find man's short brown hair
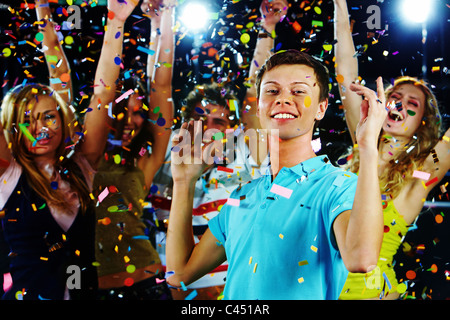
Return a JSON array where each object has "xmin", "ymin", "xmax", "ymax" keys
[
  {"xmin": 182, "ymin": 83, "xmax": 239, "ymax": 126},
  {"xmin": 255, "ymin": 49, "xmax": 330, "ymax": 102}
]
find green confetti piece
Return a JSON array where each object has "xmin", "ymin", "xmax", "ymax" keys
[
  {"xmin": 18, "ymin": 123, "xmax": 36, "ymax": 143},
  {"xmin": 212, "ymin": 132, "xmax": 224, "ymax": 141},
  {"xmin": 312, "ymin": 20, "xmax": 323, "ymax": 27}
]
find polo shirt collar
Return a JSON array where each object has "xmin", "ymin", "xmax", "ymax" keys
[{"xmin": 281, "ymin": 155, "xmax": 329, "ymax": 177}]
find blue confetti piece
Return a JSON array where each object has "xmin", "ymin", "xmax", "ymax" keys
[
  {"xmin": 185, "ymin": 290, "xmax": 198, "ymax": 300},
  {"xmin": 137, "ymin": 46, "xmax": 155, "ymax": 56},
  {"xmin": 114, "ymin": 56, "xmax": 121, "ymax": 65},
  {"xmin": 194, "ymin": 107, "xmax": 204, "ymax": 114},
  {"xmin": 132, "ymin": 235, "xmax": 150, "ymax": 240},
  {"xmin": 382, "ymin": 272, "xmax": 392, "ymax": 290}
]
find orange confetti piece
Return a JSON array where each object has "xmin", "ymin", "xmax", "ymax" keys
[
  {"xmin": 292, "ymin": 21, "xmax": 302, "ymax": 33},
  {"xmin": 336, "ymin": 74, "xmax": 344, "ymax": 83},
  {"xmin": 60, "ymin": 73, "xmax": 70, "ymax": 82},
  {"xmin": 406, "ymin": 270, "xmax": 416, "ymax": 280}
]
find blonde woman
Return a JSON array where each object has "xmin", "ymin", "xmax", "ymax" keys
[
  {"xmin": 0, "ymin": 0, "xmax": 138, "ymax": 300},
  {"xmin": 334, "ymin": 0, "xmax": 450, "ymax": 299}
]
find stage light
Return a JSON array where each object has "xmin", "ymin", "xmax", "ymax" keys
[
  {"xmin": 180, "ymin": 3, "xmax": 210, "ymax": 30},
  {"xmin": 401, "ymin": 0, "xmax": 432, "ymax": 23}
]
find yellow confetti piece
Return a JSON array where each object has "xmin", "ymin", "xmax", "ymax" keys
[
  {"xmin": 298, "ymin": 277, "xmax": 304, "ymax": 283},
  {"xmin": 26, "ymin": 41, "xmax": 36, "ymax": 48},
  {"xmin": 64, "ymin": 35, "xmax": 74, "ymax": 45},
  {"xmin": 249, "ymin": 256, "xmax": 253, "ymax": 265},
  {"xmin": 240, "ymin": 33, "xmax": 250, "ymax": 44},
  {"xmin": 397, "ymin": 282, "xmax": 407, "ymax": 294},
  {"xmin": 75, "ymin": 250, "xmax": 80, "ymax": 256},
  {"xmin": 31, "ymin": 203, "xmax": 37, "ymax": 211},
  {"xmin": 304, "ymin": 96, "xmax": 312, "ymax": 108},
  {"xmin": 310, "ymin": 245, "xmax": 318, "ymax": 252},
  {"xmin": 253, "ymin": 263, "xmax": 258, "ymax": 273},
  {"xmin": 279, "ymin": 233, "xmax": 284, "ymax": 239},
  {"xmin": 2, "ymin": 48, "xmax": 11, "ymax": 57},
  {"xmin": 431, "ymin": 66, "xmax": 440, "ymax": 73},
  {"xmin": 323, "ymin": 44, "xmax": 333, "ymax": 51},
  {"xmin": 126, "ymin": 264, "xmax": 136, "ymax": 273},
  {"xmin": 298, "ymin": 260, "xmax": 308, "ymax": 267}
]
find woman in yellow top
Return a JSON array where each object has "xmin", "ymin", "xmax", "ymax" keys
[{"xmin": 334, "ymin": 0, "xmax": 450, "ymax": 299}]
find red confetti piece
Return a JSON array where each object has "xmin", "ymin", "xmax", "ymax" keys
[
  {"xmin": 425, "ymin": 176, "xmax": 438, "ymax": 186},
  {"xmin": 217, "ymin": 166, "xmax": 233, "ymax": 173}
]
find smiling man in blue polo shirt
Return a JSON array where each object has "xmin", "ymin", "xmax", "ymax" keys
[{"xmin": 166, "ymin": 50, "xmax": 387, "ymax": 300}]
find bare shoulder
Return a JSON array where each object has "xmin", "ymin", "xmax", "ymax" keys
[{"xmin": 393, "ymin": 180, "xmax": 429, "ymax": 225}]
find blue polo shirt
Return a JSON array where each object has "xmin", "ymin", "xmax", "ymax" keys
[{"xmin": 208, "ymin": 155, "xmax": 357, "ymax": 300}]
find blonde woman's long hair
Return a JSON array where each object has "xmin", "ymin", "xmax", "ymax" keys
[
  {"xmin": 1, "ymin": 83, "xmax": 90, "ymax": 213},
  {"xmin": 346, "ymin": 76, "xmax": 443, "ymax": 199}
]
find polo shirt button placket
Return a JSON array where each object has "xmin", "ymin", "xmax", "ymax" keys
[{"xmin": 261, "ymin": 177, "xmax": 270, "ymax": 209}]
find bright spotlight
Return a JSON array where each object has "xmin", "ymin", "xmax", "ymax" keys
[
  {"xmin": 180, "ymin": 3, "xmax": 210, "ymax": 30},
  {"xmin": 401, "ymin": 0, "xmax": 432, "ymax": 23}
]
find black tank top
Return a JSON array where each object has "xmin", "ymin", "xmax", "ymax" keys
[{"xmin": 1, "ymin": 164, "xmax": 97, "ymax": 300}]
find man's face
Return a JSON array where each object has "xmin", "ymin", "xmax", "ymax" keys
[
  {"xmin": 256, "ymin": 64, "xmax": 327, "ymax": 140},
  {"xmin": 189, "ymin": 102, "xmax": 231, "ymax": 133}
]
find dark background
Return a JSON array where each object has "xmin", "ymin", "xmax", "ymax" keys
[{"xmin": 0, "ymin": 0, "xmax": 449, "ymax": 299}]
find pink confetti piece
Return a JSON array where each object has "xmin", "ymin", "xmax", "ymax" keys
[
  {"xmin": 98, "ymin": 187, "xmax": 109, "ymax": 203},
  {"xmin": 270, "ymin": 184, "xmax": 293, "ymax": 199},
  {"xmin": 226, "ymin": 198, "xmax": 240, "ymax": 207},
  {"xmin": 115, "ymin": 89, "xmax": 134, "ymax": 103},
  {"xmin": 412, "ymin": 170, "xmax": 431, "ymax": 181},
  {"xmin": 138, "ymin": 147, "xmax": 146, "ymax": 156}
]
